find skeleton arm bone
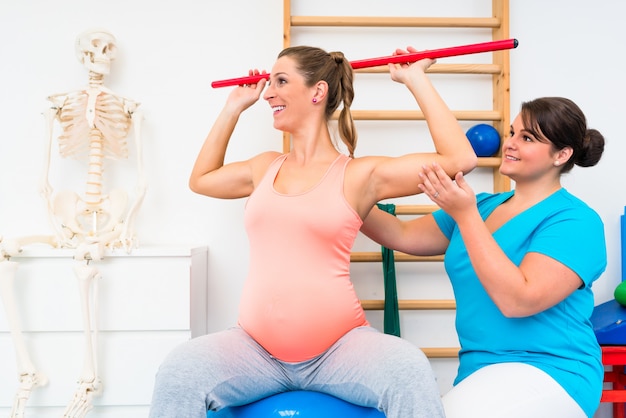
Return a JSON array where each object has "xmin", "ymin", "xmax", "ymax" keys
[
  {"xmin": 40, "ymin": 106, "xmax": 59, "ymax": 218},
  {"xmin": 119, "ymin": 108, "xmax": 146, "ymax": 252},
  {"xmin": 40, "ymin": 104, "xmax": 77, "ymax": 246}
]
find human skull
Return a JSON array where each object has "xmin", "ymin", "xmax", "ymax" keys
[{"xmin": 75, "ymin": 28, "xmax": 117, "ymax": 75}]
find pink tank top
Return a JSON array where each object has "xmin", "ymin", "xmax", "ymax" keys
[{"xmin": 239, "ymin": 153, "xmax": 369, "ymax": 362}]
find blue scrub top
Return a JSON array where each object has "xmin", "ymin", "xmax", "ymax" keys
[{"xmin": 433, "ymin": 188, "xmax": 607, "ymax": 417}]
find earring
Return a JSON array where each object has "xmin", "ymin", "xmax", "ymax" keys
[
  {"xmin": 554, "ymin": 161, "xmax": 560, "ymax": 166},
  {"xmin": 312, "ymin": 98, "xmax": 317, "ymax": 103}
]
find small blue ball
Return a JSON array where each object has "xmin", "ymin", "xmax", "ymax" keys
[
  {"xmin": 465, "ymin": 124, "xmax": 501, "ymax": 157},
  {"xmin": 207, "ymin": 390, "xmax": 385, "ymax": 418}
]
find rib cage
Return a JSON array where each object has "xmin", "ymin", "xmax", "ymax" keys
[{"xmin": 55, "ymin": 90, "xmax": 131, "ymax": 160}]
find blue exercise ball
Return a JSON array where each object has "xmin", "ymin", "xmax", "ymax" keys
[
  {"xmin": 465, "ymin": 123, "xmax": 501, "ymax": 157},
  {"xmin": 207, "ymin": 390, "xmax": 385, "ymax": 418}
]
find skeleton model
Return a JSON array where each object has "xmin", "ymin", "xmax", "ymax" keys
[{"xmin": 0, "ymin": 28, "xmax": 146, "ymax": 417}]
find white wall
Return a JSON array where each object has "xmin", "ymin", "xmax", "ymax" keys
[
  {"xmin": 510, "ymin": 1, "xmax": 626, "ymax": 305},
  {"xmin": 0, "ymin": 0, "xmax": 284, "ymax": 333},
  {"xmin": 0, "ymin": 1, "xmax": 623, "ymax": 416}
]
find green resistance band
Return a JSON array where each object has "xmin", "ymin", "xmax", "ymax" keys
[{"xmin": 376, "ymin": 203, "xmax": 400, "ymax": 337}]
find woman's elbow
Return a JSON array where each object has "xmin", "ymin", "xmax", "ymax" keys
[
  {"xmin": 442, "ymin": 153, "xmax": 477, "ymax": 178},
  {"xmin": 188, "ymin": 177, "xmax": 202, "ymax": 195},
  {"xmin": 461, "ymin": 153, "xmax": 478, "ymax": 175},
  {"xmin": 496, "ymin": 299, "xmax": 543, "ymax": 318}
]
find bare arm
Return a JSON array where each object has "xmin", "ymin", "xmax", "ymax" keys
[
  {"xmin": 361, "ymin": 206, "xmax": 449, "ymax": 256},
  {"xmin": 366, "ymin": 48, "xmax": 477, "ymax": 203},
  {"xmin": 189, "ymin": 73, "xmax": 270, "ymax": 199},
  {"xmin": 419, "ymin": 164, "xmax": 583, "ymax": 318}
]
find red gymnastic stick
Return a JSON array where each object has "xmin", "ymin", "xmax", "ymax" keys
[{"xmin": 211, "ymin": 38, "xmax": 518, "ymax": 88}]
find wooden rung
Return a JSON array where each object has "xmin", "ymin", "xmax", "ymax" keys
[
  {"xmin": 361, "ymin": 299, "xmax": 456, "ymax": 310},
  {"xmin": 357, "ymin": 63, "xmax": 502, "ymax": 75},
  {"xmin": 422, "ymin": 347, "xmax": 459, "ymax": 358},
  {"xmin": 477, "ymin": 157, "xmax": 502, "ymax": 167},
  {"xmin": 343, "ymin": 110, "xmax": 502, "ymax": 121},
  {"xmin": 351, "ymin": 252, "xmax": 443, "ymax": 262},
  {"xmin": 291, "ymin": 16, "xmax": 501, "ymax": 29},
  {"xmin": 394, "ymin": 205, "xmax": 438, "ymax": 215}
]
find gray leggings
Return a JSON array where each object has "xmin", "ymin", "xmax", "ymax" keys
[{"xmin": 149, "ymin": 326, "xmax": 444, "ymax": 418}]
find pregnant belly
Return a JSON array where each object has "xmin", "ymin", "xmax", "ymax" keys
[{"xmin": 238, "ymin": 279, "xmax": 368, "ymax": 362}]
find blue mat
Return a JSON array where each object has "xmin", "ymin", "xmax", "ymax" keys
[{"xmin": 591, "ymin": 299, "xmax": 626, "ymax": 345}]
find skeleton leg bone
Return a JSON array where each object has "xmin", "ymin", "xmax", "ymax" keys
[
  {"xmin": 0, "ymin": 261, "xmax": 48, "ymax": 418},
  {"xmin": 62, "ymin": 261, "xmax": 102, "ymax": 418}
]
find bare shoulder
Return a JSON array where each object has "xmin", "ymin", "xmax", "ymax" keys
[
  {"xmin": 252, "ymin": 151, "xmax": 282, "ymax": 167},
  {"xmin": 344, "ymin": 155, "xmax": 392, "ymax": 217},
  {"xmin": 250, "ymin": 151, "xmax": 283, "ymax": 182}
]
